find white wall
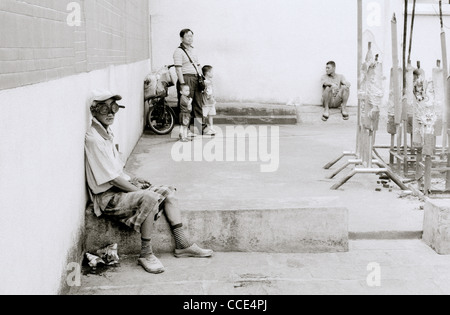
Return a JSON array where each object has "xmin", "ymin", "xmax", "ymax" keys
[
  {"xmin": 406, "ymin": 3, "xmax": 450, "ymax": 80},
  {"xmin": 0, "ymin": 59, "xmax": 150, "ymax": 295},
  {"xmin": 360, "ymin": 0, "xmax": 450, "ymax": 111},
  {"xmin": 149, "ymin": 0, "xmax": 358, "ymax": 106}
]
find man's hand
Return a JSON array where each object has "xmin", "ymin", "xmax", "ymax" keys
[
  {"xmin": 130, "ymin": 177, "xmax": 152, "ymax": 190},
  {"xmin": 110, "ymin": 176, "xmax": 141, "ymax": 193}
]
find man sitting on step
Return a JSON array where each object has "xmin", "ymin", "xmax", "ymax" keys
[
  {"xmin": 321, "ymin": 61, "xmax": 351, "ymax": 121},
  {"xmin": 84, "ymin": 90, "xmax": 213, "ymax": 274}
]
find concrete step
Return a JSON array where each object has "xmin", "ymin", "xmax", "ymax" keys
[
  {"xmin": 85, "ymin": 202, "xmax": 424, "ymax": 258},
  {"xmin": 165, "ymin": 101, "xmax": 364, "ymax": 125},
  {"xmin": 215, "ymin": 103, "xmax": 297, "ymax": 117},
  {"xmin": 349, "ymin": 231, "xmax": 423, "ymax": 240},
  {"xmin": 85, "ymin": 205, "xmax": 349, "ymax": 256},
  {"xmin": 213, "ymin": 115, "xmax": 298, "ymax": 125},
  {"xmin": 167, "ymin": 100, "xmax": 298, "ymax": 125},
  {"xmin": 296, "ymin": 105, "xmax": 358, "ymax": 124}
]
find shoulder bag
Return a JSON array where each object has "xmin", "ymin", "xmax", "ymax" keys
[{"xmin": 179, "ymin": 46, "xmax": 206, "ymax": 92}]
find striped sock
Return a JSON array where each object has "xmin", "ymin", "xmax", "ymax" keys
[
  {"xmin": 140, "ymin": 238, "xmax": 154, "ymax": 258},
  {"xmin": 171, "ymin": 224, "xmax": 193, "ymax": 250}
]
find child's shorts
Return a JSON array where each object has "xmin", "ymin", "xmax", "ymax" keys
[
  {"xmin": 179, "ymin": 111, "xmax": 191, "ymax": 126},
  {"xmin": 203, "ymin": 105, "xmax": 216, "ymax": 118}
]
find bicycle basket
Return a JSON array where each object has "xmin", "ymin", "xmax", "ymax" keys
[{"xmin": 144, "ymin": 66, "xmax": 175, "ymax": 100}]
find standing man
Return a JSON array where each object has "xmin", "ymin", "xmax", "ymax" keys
[
  {"xmin": 321, "ymin": 61, "xmax": 351, "ymax": 121},
  {"xmin": 174, "ymin": 29, "xmax": 206, "ymax": 135},
  {"xmin": 85, "ymin": 90, "xmax": 213, "ymax": 274}
]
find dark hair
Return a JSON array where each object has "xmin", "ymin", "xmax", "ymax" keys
[
  {"xmin": 327, "ymin": 61, "xmax": 336, "ymax": 68},
  {"xmin": 180, "ymin": 29, "xmax": 194, "ymax": 38},
  {"xmin": 202, "ymin": 65, "xmax": 213, "ymax": 76}
]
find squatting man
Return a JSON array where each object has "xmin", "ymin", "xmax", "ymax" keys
[
  {"xmin": 84, "ymin": 90, "xmax": 213, "ymax": 274},
  {"xmin": 321, "ymin": 61, "xmax": 351, "ymax": 121}
]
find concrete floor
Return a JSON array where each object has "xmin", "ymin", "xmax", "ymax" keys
[
  {"xmin": 70, "ymin": 119, "xmax": 443, "ymax": 296},
  {"xmin": 71, "ymin": 240, "xmax": 450, "ymax": 295},
  {"xmin": 126, "ymin": 121, "xmax": 424, "ymax": 237}
]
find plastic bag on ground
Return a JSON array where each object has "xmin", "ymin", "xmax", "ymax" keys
[{"xmin": 96, "ymin": 243, "xmax": 120, "ymax": 266}]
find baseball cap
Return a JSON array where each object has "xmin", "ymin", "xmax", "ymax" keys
[{"xmin": 89, "ymin": 89, "xmax": 125, "ymax": 108}]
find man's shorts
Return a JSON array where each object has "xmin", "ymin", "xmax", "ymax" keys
[
  {"xmin": 179, "ymin": 111, "xmax": 191, "ymax": 127},
  {"xmin": 203, "ymin": 105, "xmax": 216, "ymax": 118},
  {"xmin": 323, "ymin": 87, "xmax": 345, "ymax": 109},
  {"xmin": 330, "ymin": 94, "xmax": 344, "ymax": 109},
  {"xmin": 101, "ymin": 185, "xmax": 176, "ymax": 233}
]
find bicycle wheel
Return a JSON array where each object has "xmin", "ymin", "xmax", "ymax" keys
[{"xmin": 147, "ymin": 105, "xmax": 176, "ymax": 135}]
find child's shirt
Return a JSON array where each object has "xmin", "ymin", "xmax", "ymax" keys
[
  {"xmin": 203, "ymin": 79, "xmax": 216, "ymax": 106},
  {"xmin": 180, "ymin": 95, "xmax": 193, "ymax": 112}
]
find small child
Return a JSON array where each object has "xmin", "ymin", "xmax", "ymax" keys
[
  {"xmin": 202, "ymin": 65, "xmax": 217, "ymax": 136},
  {"xmin": 179, "ymin": 84, "xmax": 193, "ymax": 142}
]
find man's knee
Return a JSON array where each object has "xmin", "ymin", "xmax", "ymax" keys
[
  {"xmin": 341, "ymin": 86, "xmax": 350, "ymax": 96},
  {"xmin": 322, "ymin": 87, "xmax": 332, "ymax": 102},
  {"xmin": 323, "ymin": 87, "xmax": 333, "ymax": 95}
]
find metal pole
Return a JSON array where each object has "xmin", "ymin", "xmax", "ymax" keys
[
  {"xmin": 402, "ymin": 0, "xmax": 408, "ymax": 103},
  {"xmin": 357, "ymin": 0, "xmax": 363, "ymax": 158},
  {"xmin": 392, "ymin": 14, "xmax": 401, "ymax": 125},
  {"xmin": 392, "ymin": 14, "xmax": 402, "ymax": 170},
  {"xmin": 408, "ymin": 0, "xmax": 416, "ymax": 65},
  {"xmin": 441, "ymin": 1, "xmax": 450, "ymax": 191},
  {"xmin": 440, "ymin": 0, "xmax": 448, "ymax": 152},
  {"xmin": 403, "ymin": 0, "xmax": 409, "ymax": 176}
]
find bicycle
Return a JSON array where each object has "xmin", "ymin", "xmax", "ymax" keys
[{"xmin": 144, "ymin": 65, "xmax": 177, "ymax": 135}]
